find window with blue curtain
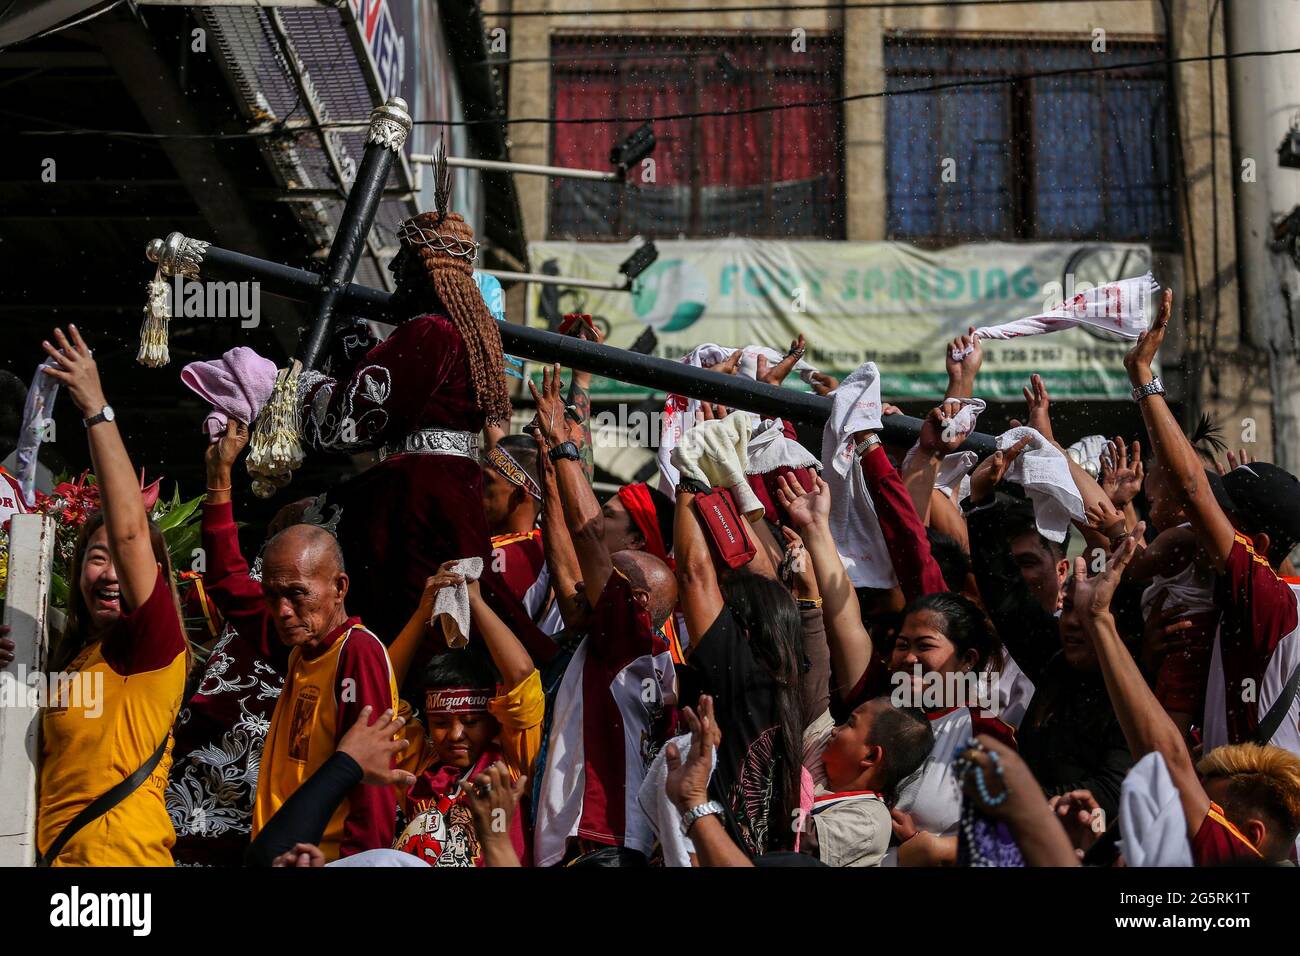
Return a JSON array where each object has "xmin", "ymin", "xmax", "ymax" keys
[{"xmin": 885, "ymin": 36, "xmax": 1174, "ymax": 243}]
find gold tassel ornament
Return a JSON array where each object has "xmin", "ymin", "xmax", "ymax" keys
[
  {"xmin": 137, "ymin": 265, "xmax": 171, "ymax": 368},
  {"xmin": 247, "ymin": 360, "xmax": 305, "ymax": 498}
]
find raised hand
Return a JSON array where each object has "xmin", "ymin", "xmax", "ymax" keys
[
  {"xmin": 775, "ymin": 471, "xmax": 831, "ymax": 530},
  {"xmin": 808, "ymin": 371, "xmax": 839, "ymax": 396},
  {"xmin": 206, "ymin": 418, "xmax": 250, "ymax": 477},
  {"xmin": 1100, "ymin": 438, "xmax": 1144, "ymax": 506},
  {"xmin": 665, "ymin": 694, "xmax": 721, "ymax": 811},
  {"xmin": 336, "ymin": 705, "xmax": 416, "ymax": 788},
  {"xmin": 1072, "ymin": 522, "xmax": 1145, "ymax": 620},
  {"xmin": 1084, "ymin": 498, "xmax": 1127, "ymax": 542},
  {"xmin": 708, "ymin": 349, "xmax": 743, "ymax": 376},
  {"xmin": 945, "ymin": 326, "xmax": 982, "ymax": 396},
  {"xmin": 1022, "ymin": 373, "xmax": 1054, "ymax": 443},
  {"xmin": 918, "ymin": 399, "xmax": 970, "ymax": 456},
  {"xmin": 1125, "ymin": 288, "xmax": 1171, "ymax": 384},
  {"xmin": 41, "ymin": 325, "xmax": 106, "ymax": 417},
  {"xmin": 968, "ymin": 434, "xmax": 1033, "ymax": 504},
  {"xmin": 528, "ymin": 363, "xmax": 578, "ymax": 448}
]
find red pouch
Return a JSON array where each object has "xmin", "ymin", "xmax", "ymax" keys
[{"xmin": 694, "ymin": 487, "xmax": 756, "ymax": 569}]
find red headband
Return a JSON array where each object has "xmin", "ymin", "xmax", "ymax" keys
[
  {"xmin": 425, "ymin": 686, "xmax": 492, "ymax": 716},
  {"xmin": 617, "ymin": 482, "xmax": 672, "ymax": 566}
]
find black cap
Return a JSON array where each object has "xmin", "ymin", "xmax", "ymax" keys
[{"xmin": 1216, "ymin": 462, "xmax": 1300, "ymax": 564}]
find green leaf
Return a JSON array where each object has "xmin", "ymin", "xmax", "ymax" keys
[{"xmin": 156, "ymin": 493, "xmax": 203, "ymax": 532}]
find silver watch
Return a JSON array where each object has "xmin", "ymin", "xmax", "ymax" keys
[
  {"xmin": 680, "ymin": 799, "xmax": 726, "ymax": 835},
  {"xmin": 1130, "ymin": 376, "xmax": 1165, "ymax": 402},
  {"xmin": 83, "ymin": 404, "xmax": 115, "ymax": 428}
]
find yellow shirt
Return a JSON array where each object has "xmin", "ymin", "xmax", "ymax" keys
[
  {"xmin": 38, "ymin": 573, "xmax": 186, "ymax": 867},
  {"xmin": 252, "ymin": 621, "xmax": 397, "ymax": 861}
]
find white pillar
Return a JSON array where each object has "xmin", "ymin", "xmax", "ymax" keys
[
  {"xmin": 1226, "ymin": 0, "xmax": 1300, "ymax": 471},
  {"xmin": 0, "ymin": 514, "xmax": 55, "ymax": 866}
]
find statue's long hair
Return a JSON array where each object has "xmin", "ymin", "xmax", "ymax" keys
[{"xmin": 399, "ymin": 209, "xmax": 511, "ymax": 426}]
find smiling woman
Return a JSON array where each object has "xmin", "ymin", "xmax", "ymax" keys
[{"xmin": 19, "ymin": 325, "xmax": 189, "ymax": 867}]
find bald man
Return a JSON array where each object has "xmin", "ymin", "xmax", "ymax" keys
[
  {"xmin": 250, "ymin": 524, "xmax": 399, "ymax": 861},
  {"xmin": 530, "ymin": 397, "xmax": 679, "ymax": 866}
]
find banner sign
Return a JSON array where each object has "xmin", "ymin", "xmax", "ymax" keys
[{"xmin": 525, "ymin": 239, "xmax": 1154, "ymax": 401}]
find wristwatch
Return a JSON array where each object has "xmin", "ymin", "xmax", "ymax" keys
[
  {"xmin": 854, "ymin": 433, "xmax": 882, "ymax": 457},
  {"xmin": 680, "ymin": 799, "xmax": 726, "ymax": 835},
  {"xmin": 548, "ymin": 440, "xmax": 582, "ymax": 463},
  {"xmin": 83, "ymin": 405, "xmax": 115, "ymax": 428},
  {"xmin": 1131, "ymin": 376, "xmax": 1165, "ymax": 402},
  {"xmin": 677, "ymin": 477, "xmax": 711, "ymax": 495}
]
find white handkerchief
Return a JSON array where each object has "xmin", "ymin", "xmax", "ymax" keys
[
  {"xmin": 1118, "ymin": 752, "xmax": 1193, "ymax": 867},
  {"xmin": 636, "ymin": 731, "xmax": 717, "ymax": 867},
  {"xmin": 657, "ymin": 342, "xmax": 820, "ymax": 493},
  {"xmin": 430, "ymin": 557, "xmax": 485, "ymax": 649},
  {"xmin": 996, "ymin": 426, "xmax": 1085, "ymax": 543},
  {"xmin": 952, "ymin": 274, "xmax": 1160, "ymax": 359},
  {"xmin": 746, "ymin": 418, "xmax": 821, "ymax": 475},
  {"xmin": 821, "ymin": 362, "xmax": 895, "ymax": 589}
]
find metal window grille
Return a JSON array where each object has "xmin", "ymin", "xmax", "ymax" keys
[
  {"xmin": 548, "ymin": 34, "xmax": 845, "ymax": 241},
  {"xmin": 884, "ymin": 34, "xmax": 1175, "ymax": 244}
]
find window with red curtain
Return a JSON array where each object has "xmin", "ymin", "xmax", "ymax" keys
[{"xmin": 549, "ymin": 34, "xmax": 844, "ymax": 240}]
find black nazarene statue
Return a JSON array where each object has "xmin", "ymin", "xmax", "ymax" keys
[{"xmin": 299, "ymin": 149, "xmax": 541, "ymax": 661}]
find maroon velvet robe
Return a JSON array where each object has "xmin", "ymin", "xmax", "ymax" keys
[{"xmin": 302, "ymin": 314, "xmax": 555, "ymax": 665}]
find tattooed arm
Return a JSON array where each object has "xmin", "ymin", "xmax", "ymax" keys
[
  {"xmin": 566, "ymin": 373, "xmax": 594, "ymax": 484},
  {"xmin": 563, "ymin": 317, "xmax": 603, "ymax": 484}
]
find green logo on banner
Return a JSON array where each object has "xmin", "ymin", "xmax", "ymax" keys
[{"xmin": 632, "ymin": 259, "xmax": 708, "ymax": 331}]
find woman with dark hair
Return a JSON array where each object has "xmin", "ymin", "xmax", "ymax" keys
[
  {"xmin": 28, "ymin": 326, "xmax": 187, "ymax": 866},
  {"xmin": 674, "ymin": 486, "xmax": 806, "ymax": 857},
  {"xmin": 885, "ymin": 591, "xmax": 1017, "ymax": 865}
]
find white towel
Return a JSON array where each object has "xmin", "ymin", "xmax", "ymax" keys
[
  {"xmin": 996, "ymin": 426, "xmax": 1085, "ymax": 543},
  {"xmin": 952, "ymin": 274, "xmax": 1160, "ymax": 359},
  {"xmin": 746, "ymin": 418, "xmax": 821, "ymax": 476},
  {"xmin": 1118, "ymin": 752, "xmax": 1193, "ymax": 867},
  {"xmin": 898, "ymin": 397, "xmax": 984, "ymax": 497},
  {"xmin": 821, "ymin": 362, "xmax": 896, "ymax": 589},
  {"xmin": 429, "ymin": 557, "xmax": 485, "ymax": 649},
  {"xmin": 636, "ymin": 731, "xmax": 717, "ymax": 867},
  {"xmin": 901, "ymin": 447, "xmax": 979, "ymax": 499},
  {"xmin": 657, "ymin": 342, "xmax": 818, "ymax": 493}
]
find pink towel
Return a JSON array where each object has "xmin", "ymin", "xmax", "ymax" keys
[{"xmin": 181, "ymin": 347, "xmax": 277, "ymax": 442}]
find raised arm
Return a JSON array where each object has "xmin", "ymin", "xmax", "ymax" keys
[
  {"xmin": 532, "ymin": 428, "xmax": 586, "ymax": 626},
  {"xmin": 388, "ymin": 569, "xmax": 455, "ymax": 687},
  {"xmin": 860, "ymin": 403, "xmax": 958, "ymax": 601},
  {"xmin": 944, "ymin": 327, "xmax": 982, "ymax": 401},
  {"xmin": 42, "ymin": 326, "xmax": 156, "ymax": 610},
  {"xmin": 530, "ymin": 364, "xmax": 612, "ymax": 601},
  {"xmin": 673, "ymin": 490, "xmax": 725, "ymax": 650},
  {"xmin": 564, "ymin": 317, "xmax": 603, "ymax": 484},
  {"xmin": 1125, "ymin": 290, "xmax": 1236, "ymax": 572},
  {"xmin": 467, "ymin": 579, "xmax": 535, "ymax": 690},
  {"xmin": 776, "ymin": 473, "xmax": 873, "ymax": 702},
  {"xmin": 1075, "ymin": 526, "xmax": 1210, "ymax": 837}
]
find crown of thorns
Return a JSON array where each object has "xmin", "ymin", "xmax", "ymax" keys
[{"xmin": 396, "ymin": 218, "xmax": 479, "ymax": 264}]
